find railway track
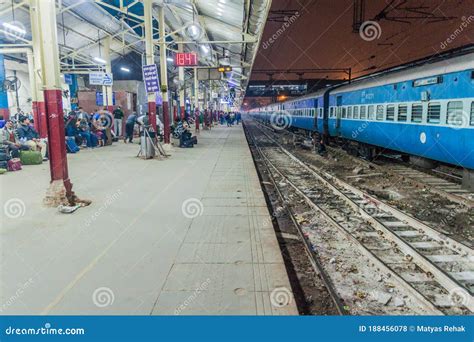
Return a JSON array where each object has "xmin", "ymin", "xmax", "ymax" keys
[{"xmin": 245, "ymin": 119, "xmax": 474, "ymax": 315}]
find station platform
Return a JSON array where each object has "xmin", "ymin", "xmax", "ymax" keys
[{"xmin": 0, "ymin": 124, "xmax": 298, "ymax": 316}]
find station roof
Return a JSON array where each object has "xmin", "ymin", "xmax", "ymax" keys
[
  {"xmin": 0, "ymin": 0, "xmax": 269, "ymax": 102},
  {"xmin": 251, "ymin": 0, "xmax": 474, "ymax": 82}
]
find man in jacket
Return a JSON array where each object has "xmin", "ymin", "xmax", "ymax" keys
[{"xmin": 16, "ymin": 115, "xmax": 48, "ymax": 160}]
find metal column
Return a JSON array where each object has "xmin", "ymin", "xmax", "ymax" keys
[
  {"xmin": 194, "ymin": 67, "xmax": 199, "ymax": 131},
  {"xmin": 103, "ymin": 36, "xmax": 114, "ymax": 114},
  {"xmin": 158, "ymin": 6, "xmax": 170, "ymax": 144},
  {"xmin": 29, "ymin": 0, "xmax": 47, "ymax": 138},
  {"xmin": 0, "ymin": 54, "xmax": 9, "ymax": 120},
  {"xmin": 36, "ymin": 0, "xmax": 75, "ymax": 205},
  {"xmin": 144, "ymin": 0, "xmax": 157, "ymax": 132},
  {"xmin": 178, "ymin": 43, "xmax": 185, "ymax": 120}
]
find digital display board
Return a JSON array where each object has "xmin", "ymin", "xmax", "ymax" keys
[{"xmin": 174, "ymin": 52, "xmax": 198, "ymax": 66}]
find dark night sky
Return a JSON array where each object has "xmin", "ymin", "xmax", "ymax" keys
[{"xmin": 251, "ymin": 0, "xmax": 474, "ymax": 82}]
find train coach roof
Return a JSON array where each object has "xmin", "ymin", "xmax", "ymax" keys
[{"xmin": 331, "ymin": 52, "xmax": 474, "ymax": 95}]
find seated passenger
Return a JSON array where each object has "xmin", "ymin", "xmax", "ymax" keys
[
  {"xmin": 78, "ymin": 119, "xmax": 95, "ymax": 148},
  {"xmin": 0, "ymin": 120, "xmax": 26, "ymax": 158},
  {"xmin": 16, "ymin": 115, "xmax": 48, "ymax": 160},
  {"xmin": 179, "ymin": 122, "xmax": 196, "ymax": 148}
]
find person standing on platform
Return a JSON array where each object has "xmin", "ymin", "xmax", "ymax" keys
[
  {"xmin": 113, "ymin": 106, "xmax": 124, "ymax": 137},
  {"xmin": 124, "ymin": 112, "xmax": 137, "ymax": 143}
]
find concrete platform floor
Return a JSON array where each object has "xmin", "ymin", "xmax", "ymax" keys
[{"xmin": 0, "ymin": 125, "xmax": 298, "ymax": 315}]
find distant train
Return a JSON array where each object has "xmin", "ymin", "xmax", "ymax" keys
[{"xmin": 248, "ymin": 52, "xmax": 474, "ymax": 185}]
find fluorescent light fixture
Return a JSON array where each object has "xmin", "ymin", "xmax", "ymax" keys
[
  {"xmin": 201, "ymin": 45, "xmax": 209, "ymax": 54},
  {"xmin": 167, "ymin": 57, "xmax": 174, "ymax": 62},
  {"xmin": 120, "ymin": 67, "xmax": 130, "ymax": 72},
  {"xmin": 94, "ymin": 57, "xmax": 106, "ymax": 64},
  {"xmin": 2, "ymin": 22, "xmax": 26, "ymax": 35}
]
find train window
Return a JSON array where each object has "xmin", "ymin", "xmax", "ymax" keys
[
  {"xmin": 342, "ymin": 107, "xmax": 347, "ymax": 118},
  {"xmin": 398, "ymin": 104, "xmax": 407, "ymax": 121},
  {"xmin": 376, "ymin": 105, "xmax": 384, "ymax": 121},
  {"xmin": 471, "ymin": 102, "xmax": 474, "ymax": 125},
  {"xmin": 411, "ymin": 104, "xmax": 423, "ymax": 123},
  {"xmin": 368, "ymin": 105, "xmax": 375, "ymax": 120},
  {"xmin": 330, "ymin": 107, "xmax": 335, "ymax": 118},
  {"xmin": 447, "ymin": 101, "xmax": 464, "ymax": 126},
  {"xmin": 353, "ymin": 106, "xmax": 359, "ymax": 119},
  {"xmin": 347, "ymin": 107, "xmax": 353, "ymax": 119},
  {"xmin": 360, "ymin": 106, "xmax": 367, "ymax": 119},
  {"xmin": 427, "ymin": 103, "xmax": 441, "ymax": 124},
  {"xmin": 386, "ymin": 105, "xmax": 395, "ymax": 121}
]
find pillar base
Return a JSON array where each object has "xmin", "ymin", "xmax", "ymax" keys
[
  {"xmin": 43, "ymin": 180, "xmax": 72, "ymax": 207},
  {"xmin": 162, "ymin": 143, "xmax": 173, "ymax": 152},
  {"xmin": 462, "ymin": 169, "xmax": 474, "ymax": 191}
]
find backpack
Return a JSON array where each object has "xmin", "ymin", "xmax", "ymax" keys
[
  {"xmin": 66, "ymin": 136, "xmax": 80, "ymax": 153},
  {"xmin": 7, "ymin": 158, "xmax": 22, "ymax": 171}
]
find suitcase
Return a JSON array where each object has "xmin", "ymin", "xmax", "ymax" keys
[
  {"xmin": 0, "ymin": 160, "xmax": 7, "ymax": 169},
  {"xmin": 19, "ymin": 150, "xmax": 43, "ymax": 165},
  {"xmin": 7, "ymin": 158, "xmax": 22, "ymax": 171},
  {"xmin": 0, "ymin": 168, "xmax": 6, "ymax": 174},
  {"xmin": 66, "ymin": 136, "xmax": 80, "ymax": 153}
]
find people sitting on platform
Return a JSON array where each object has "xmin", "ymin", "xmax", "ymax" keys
[
  {"xmin": 124, "ymin": 112, "xmax": 137, "ymax": 143},
  {"xmin": 16, "ymin": 115, "xmax": 48, "ymax": 160},
  {"xmin": 92, "ymin": 109, "xmax": 107, "ymax": 146},
  {"xmin": 77, "ymin": 118, "xmax": 96, "ymax": 148},
  {"xmin": 179, "ymin": 122, "xmax": 196, "ymax": 148},
  {"xmin": 0, "ymin": 120, "xmax": 26, "ymax": 158}
]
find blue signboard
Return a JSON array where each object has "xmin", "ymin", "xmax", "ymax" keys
[
  {"xmin": 95, "ymin": 91, "xmax": 116, "ymax": 106},
  {"xmin": 142, "ymin": 64, "xmax": 160, "ymax": 93},
  {"xmin": 64, "ymin": 74, "xmax": 73, "ymax": 85}
]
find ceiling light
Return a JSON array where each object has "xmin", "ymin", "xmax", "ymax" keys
[
  {"xmin": 201, "ymin": 45, "xmax": 209, "ymax": 54},
  {"xmin": 94, "ymin": 57, "xmax": 106, "ymax": 64},
  {"xmin": 167, "ymin": 57, "xmax": 174, "ymax": 62},
  {"xmin": 120, "ymin": 67, "xmax": 130, "ymax": 72},
  {"xmin": 184, "ymin": 22, "xmax": 203, "ymax": 41},
  {"xmin": 2, "ymin": 22, "xmax": 26, "ymax": 35}
]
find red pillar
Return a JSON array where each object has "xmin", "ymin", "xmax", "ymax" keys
[
  {"xmin": 148, "ymin": 101, "xmax": 156, "ymax": 133},
  {"xmin": 195, "ymin": 108, "xmax": 200, "ymax": 131},
  {"xmin": 0, "ymin": 108, "xmax": 9, "ymax": 120},
  {"xmin": 44, "ymin": 89, "xmax": 72, "ymax": 195},
  {"xmin": 32, "ymin": 101, "xmax": 47, "ymax": 138},
  {"xmin": 180, "ymin": 106, "xmax": 185, "ymax": 120},
  {"xmin": 163, "ymin": 101, "xmax": 170, "ymax": 144}
]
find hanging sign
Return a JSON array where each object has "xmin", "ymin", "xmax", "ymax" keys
[{"xmin": 142, "ymin": 64, "xmax": 160, "ymax": 93}]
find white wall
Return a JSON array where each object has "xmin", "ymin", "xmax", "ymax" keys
[{"xmin": 4, "ymin": 59, "xmax": 72, "ymax": 114}]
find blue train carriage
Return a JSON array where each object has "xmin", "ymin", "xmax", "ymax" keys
[
  {"xmin": 277, "ymin": 91, "xmax": 326, "ymax": 132},
  {"xmin": 327, "ymin": 53, "xmax": 474, "ymax": 188}
]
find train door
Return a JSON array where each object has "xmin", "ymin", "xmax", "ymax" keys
[
  {"xmin": 313, "ymin": 99, "xmax": 318, "ymax": 129},
  {"xmin": 336, "ymin": 95, "xmax": 342, "ymax": 135}
]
